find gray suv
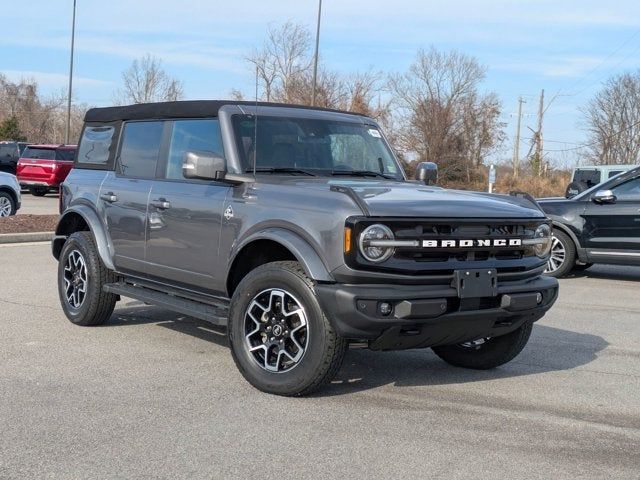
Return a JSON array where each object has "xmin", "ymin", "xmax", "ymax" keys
[{"xmin": 53, "ymin": 101, "xmax": 558, "ymax": 396}]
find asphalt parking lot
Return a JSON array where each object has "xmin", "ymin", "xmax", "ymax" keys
[
  {"xmin": 17, "ymin": 191, "xmax": 59, "ymax": 216},
  {"xmin": 1, "ymin": 242, "xmax": 639, "ymax": 479}
]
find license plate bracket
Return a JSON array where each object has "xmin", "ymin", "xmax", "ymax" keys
[{"xmin": 454, "ymin": 269, "xmax": 498, "ymax": 298}]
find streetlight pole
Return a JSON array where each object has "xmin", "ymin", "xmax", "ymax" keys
[
  {"xmin": 65, "ymin": 0, "xmax": 77, "ymax": 145},
  {"xmin": 311, "ymin": 0, "xmax": 322, "ymax": 106}
]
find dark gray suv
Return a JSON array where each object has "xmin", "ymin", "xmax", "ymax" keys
[{"xmin": 53, "ymin": 101, "xmax": 558, "ymax": 396}]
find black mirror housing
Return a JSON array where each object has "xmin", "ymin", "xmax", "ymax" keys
[
  {"xmin": 182, "ymin": 151, "xmax": 225, "ymax": 181},
  {"xmin": 414, "ymin": 162, "xmax": 438, "ymax": 185}
]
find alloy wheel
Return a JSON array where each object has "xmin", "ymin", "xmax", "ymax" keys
[
  {"xmin": 0, "ymin": 196, "xmax": 12, "ymax": 216},
  {"xmin": 545, "ymin": 236, "xmax": 566, "ymax": 273},
  {"xmin": 63, "ymin": 250, "xmax": 88, "ymax": 309},
  {"xmin": 244, "ymin": 288, "xmax": 309, "ymax": 373}
]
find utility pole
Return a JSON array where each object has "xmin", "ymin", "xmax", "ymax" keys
[
  {"xmin": 534, "ymin": 89, "xmax": 545, "ymax": 176},
  {"xmin": 512, "ymin": 96, "xmax": 525, "ymax": 178},
  {"xmin": 311, "ymin": 0, "xmax": 323, "ymax": 106},
  {"xmin": 65, "ymin": 0, "xmax": 77, "ymax": 145}
]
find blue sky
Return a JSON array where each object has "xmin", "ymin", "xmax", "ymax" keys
[{"xmin": 3, "ymin": 0, "xmax": 640, "ymax": 167}]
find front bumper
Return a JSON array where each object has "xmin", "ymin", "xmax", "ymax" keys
[{"xmin": 315, "ymin": 275, "xmax": 558, "ymax": 350}]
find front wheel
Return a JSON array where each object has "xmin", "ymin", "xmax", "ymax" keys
[
  {"xmin": 228, "ymin": 261, "xmax": 346, "ymax": 396},
  {"xmin": 432, "ymin": 321, "xmax": 533, "ymax": 369},
  {"xmin": 30, "ymin": 186, "xmax": 49, "ymax": 197},
  {"xmin": 544, "ymin": 229, "xmax": 576, "ymax": 278}
]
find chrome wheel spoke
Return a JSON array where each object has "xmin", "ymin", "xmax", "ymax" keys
[
  {"xmin": 243, "ymin": 288, "xmax": 309, "ymax": 374},
  {"xmin": 545, "ymin": 236, "xmax": 566, "ymax": 273},
  {"xmin": 63, "ymin": 250, "xmax": 88, "ymax": 309}
]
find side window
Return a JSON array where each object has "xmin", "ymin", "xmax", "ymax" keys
[
  {"xmin": 77, "ymin": 126, "xmax": 115, "ymax": 166},
  {"xmin": 118, "ymin": 121, "xmax": 164, "ymax": 178},
  {"xmin": 612, "ymin": 178, "xmax": 640, "ymax": 200},
  {"xmin": 165, "ymin": 119, "xmax": 224, "ymax": 180}
]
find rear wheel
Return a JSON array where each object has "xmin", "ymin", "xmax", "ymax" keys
[
  {"xmin": 58, "ymin": 231, "xmax": 117, "ymax": 326},
  {"xmin": 0, "ymin": 192, "xmax": 16, "ymax": 216},
  {"xmin": 432, "ymin": 321, "xmax": 533, "ymax": 370},
  {"xmin": 30, "ymin": 186, "xmax": 49, "ymax": 197},
  {"xmin": 228, "ymin": 261, "xmax": 347, "ymax": 396},
  {"xmin": 544, "ymin": 229, "xmax": 576, "ymax": 278}
]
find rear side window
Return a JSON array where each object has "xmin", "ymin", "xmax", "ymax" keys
[
  {"xmin": 573, "ymin": 169, "xmax": 601, "ymax": 187},
  {"xmin": 118, "ymin": 121, "xmax": 164, "ymax": 178},
  {"xmin": 0, "ymin": 144, "xmax": 18, "ymax": 158},
  {"xmin": 77, "ymin": 126, "xmax": 115, "ymax": 166},
  {"xmin": 22, "ymin": 148, "xmax": 55, "ymax": 160},
  {"xmin": 165, "ymin": 119, "xmax": 224, "ymax": 180}
]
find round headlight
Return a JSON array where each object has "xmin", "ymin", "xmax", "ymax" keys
[
  {"xmin": 359, "ymin": 224, "xmax": 395, "ymax": 263},
  {"xmin": 533, "ymin": 224, "xmax": 552, "ymax": 258}
]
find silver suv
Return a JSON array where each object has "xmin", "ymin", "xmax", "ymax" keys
[
  {"xmin": 0, "ymin": 171, "xmax": 21, "ymax": 216},
  {"xmin": 52, "ymin": 101, "xmax": 558, "ymax": 396}
]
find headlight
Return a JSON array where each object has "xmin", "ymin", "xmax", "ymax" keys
[
  {"xmin": 533, "ymin": 224, "xmax": 552, "ymax": 258},
  {"xmin": 358, "ymin": 224, "xmax": 395, "ymax": 262}
]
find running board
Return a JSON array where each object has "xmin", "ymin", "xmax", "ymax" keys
[{"xmin": 103, "ymin": 282, "xmax": 228, "ymax": 326}]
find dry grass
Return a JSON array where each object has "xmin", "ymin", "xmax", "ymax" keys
[{"xmin": 442, "ymin": 170, "xmax": 570, "ymax": 198}]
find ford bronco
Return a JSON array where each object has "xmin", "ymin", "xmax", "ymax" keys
[{"xmin": 53, "ymin": 101, "xmax": 558, "ymax": 396}]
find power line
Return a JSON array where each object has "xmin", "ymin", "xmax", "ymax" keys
[{"xmin": 542, "ymin": 117, "xmax": 640, "ymax": 153}]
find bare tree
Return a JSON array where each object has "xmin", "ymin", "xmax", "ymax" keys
[
  {"xmin": 115, "ymin": 54, "xmax": 184, "ymax": 105},
  {"xmin": 583, "ymin": 71, "xmax": 640, "ymax": 165},
  {"xmin": 388, "ymin": 48, "xmax": 504, "ymax": 181}
]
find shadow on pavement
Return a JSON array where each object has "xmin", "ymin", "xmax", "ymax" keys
[
  {"xmin": 105, "ymin": 303, "xmax": 607, "ymax": 396},
  {"xmin": 560, "ymin": 265, "xmax": 640, "ymax": 282}
]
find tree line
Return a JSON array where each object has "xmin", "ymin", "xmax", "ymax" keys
[{"xmin": 1, "ymin": 21, "xmax": 638, "ymax": 179}]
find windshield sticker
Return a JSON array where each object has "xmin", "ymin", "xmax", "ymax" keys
[{"xmin": 368, "ymin": 128, "xmax": 382, "ymax": 138}]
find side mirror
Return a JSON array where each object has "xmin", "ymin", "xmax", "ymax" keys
[
  {"xmin": 182, "ymin": 151, "xmax": 225, "ymax": 181},
  {"xmin": 414, "ymin": 161, "xmax": 438, "ymax": 185},
  {"xmin": 593, "ymin": 189, "xmax": 617, "ymax": 204}
]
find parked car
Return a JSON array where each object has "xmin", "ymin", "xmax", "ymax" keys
[
  {"xmin": 17, "ymin": 144, "xmax": 77, "ymax": 196},
  {"xmin": 539, "ymin": 166, "xmax": 640, "ymax": 277},
  {"xmin": 565, "ymin": 164, "xmax": 636, "ymax": 198},
  {"xmin": 52, "ymin": 100, "xmax": 558, "ymax": 396},
  {"xmin": 0, "ymin": 141, "xmax": 28, "ymax": 175},
  {"xmin": 0, "ymin": 171, "xmax": 22, "ymax": 216}
]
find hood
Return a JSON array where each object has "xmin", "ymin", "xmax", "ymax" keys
[{"xmin": 257, "ymin": 177, "xmax": 546, "ymax": 219}]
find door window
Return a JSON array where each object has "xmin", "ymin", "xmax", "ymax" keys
[
  {"xmin": 612, "ymin": 178, "xmax": 640, "ymax": 200},
  {"xmin": 165, "ymin": 119, "xmax": 224, "ymax": 180},
  {"xmin": 119, "ymin": 121, "xmax": 164, "ymax": 178}
]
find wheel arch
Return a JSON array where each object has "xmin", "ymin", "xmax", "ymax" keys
[
  {"xmin": 551, "ymin": 221, "xmax": 586, "ymax": 261},
  {"xmin": 226, "ymin": 228, "xmax": 333, "ymax": 297},
  {"xmin": 52, "ymin": 205, "xmax": 114, "ymax": 271}
]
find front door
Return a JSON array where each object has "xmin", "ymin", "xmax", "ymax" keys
[
  {"xmin": 583, "ymin": 176, "xmax": 640, "ymax": 263},
  {"xmin": 100, "ymin": 120, "xmax": 166, "ymax": 276},
  {"xmin": 145, "ymin": 118, "xmax": 230, "ymax": 294}
]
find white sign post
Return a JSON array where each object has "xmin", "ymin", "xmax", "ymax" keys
[{"xmin": 488, "ymin": 164, "xmax": 496, "ymax": 193}]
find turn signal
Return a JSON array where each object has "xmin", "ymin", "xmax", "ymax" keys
[{"xmin": 344, "ymin": 227, "xmax": 352, "ymax": 253}]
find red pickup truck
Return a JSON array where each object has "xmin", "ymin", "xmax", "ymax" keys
[{"xmin": 17, "ymin": 144, "xmax": 77, "ymax": 196}]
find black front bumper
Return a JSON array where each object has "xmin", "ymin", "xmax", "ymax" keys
[{"xmin": 315, "ymin": 275, "xmax": 558, "ymax": 350}]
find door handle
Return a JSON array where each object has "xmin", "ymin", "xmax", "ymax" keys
[
  {"xmin": 100, "ymin": 192, "xmax": 117, "ymax": 203},
  {"xmin": 151, "ymin": 198, "xmax": 171, "ymax": 210}
]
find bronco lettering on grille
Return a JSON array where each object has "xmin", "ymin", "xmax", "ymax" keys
[{"xmin": 422, "ymin": 238, "xmax": 522, "ymax": 248}]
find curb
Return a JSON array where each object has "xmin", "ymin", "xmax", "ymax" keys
[{"xmin": 0, "ymin": 232, "xmax": 53, "ymax": 244}]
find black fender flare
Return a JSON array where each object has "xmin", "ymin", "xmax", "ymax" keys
[
  {"xmin": 52, "ymin": 204, "xmax": 115, "ymax": 271},
  {"xmin": 228, "ymin": 227, "xmax": 333, "ymax": 283}
]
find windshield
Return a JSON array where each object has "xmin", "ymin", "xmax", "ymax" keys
[
  {"xmin": 22, "ymin": 147, "xmax": 55, "ymax": 160},
  {"xmin": 0, "ymin": 145, "xmax": 17, "ymax": 158},
  {"xmin": 232, "ymin": 114, "xmax": 403, "ymax": 180}
]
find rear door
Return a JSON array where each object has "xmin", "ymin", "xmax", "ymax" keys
[
  {"xmin": 145, "ymin": 118, "xmax": 230, "ymax": 294},
  {"xmin": 584, "ymin": 176, "xmax": 640, "ymax": 263},
  {"xmin": 99, "ymin": 120, "xmax": 167, "ymax": 276}
]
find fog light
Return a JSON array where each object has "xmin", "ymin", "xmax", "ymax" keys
[
  {"xmin": 536, "ymin": 292, "xmax": 543, "ymax": 304},
  {"xmin": 378, "ymin": 302, "xmax": 393, "ymax": 316}
]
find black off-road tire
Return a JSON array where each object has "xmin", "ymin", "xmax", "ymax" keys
[
  {"xmin": 30, "ymin": 186, "xmax": 49, "ymax": 197},
  {"xmin": 228, "ymin": 261, "xmax": 347, "ymax": 396},
  {"xmin": 545, "ymin": 229, "xmax": 576, "ymax": 278},
  {"xmin": 565, "ymin": 181, "xmax": 587, "ymax": 198},
  {"xmin": 432, "ymin": 321, "xmax": 533, "ymax": 370},
  {"xmin": 58, "ymin": 231, "xmax": 117, "ymax": 326}
]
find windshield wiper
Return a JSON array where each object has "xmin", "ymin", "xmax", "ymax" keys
[
  {"xmin": 248, "ymin": 167, "xmax": 316, "ymax": 176},
  {"xmin": 330, "ymin": 169, "xmax": 395, "ymax": 179}
]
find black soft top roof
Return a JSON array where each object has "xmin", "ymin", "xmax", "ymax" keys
[{"xmin": 84, "ymin": 100, "xmax": 362, "ymax": 123}]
